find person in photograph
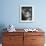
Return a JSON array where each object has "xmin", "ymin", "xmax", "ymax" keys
[{"xmin": 22, "ymin": 7, "xmax": 32, "ymax": 20}]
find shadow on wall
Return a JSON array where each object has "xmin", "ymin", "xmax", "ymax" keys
[{"xmin": 0, "ymin": 24, "xmax": 7, "ymax": 43}]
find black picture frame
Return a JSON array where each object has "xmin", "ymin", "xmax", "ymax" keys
[{"xmin": 20, "ymin": 5, "xmax": 34, "ymax": 22}]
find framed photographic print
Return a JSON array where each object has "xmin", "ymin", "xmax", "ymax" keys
[{"xmin": 20, "ymin": 5, "xmax": 34, "ymax": 22}]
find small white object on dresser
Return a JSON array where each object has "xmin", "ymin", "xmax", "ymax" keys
[{"xmin": 7, "ymin": 24, "xmax": 16, "ymax": 32}]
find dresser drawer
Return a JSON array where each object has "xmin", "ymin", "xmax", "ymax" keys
[
  {"xmin": 3, "ymin": 36, "xmax": 23, "ymax": 46},
  {"xmin": 3, "ymin": 35, "xmax": 23, "ymax": 44},
  {"xmin": 3, "ymin": 32, "xmax": 23, "ymax": 36},
  {"xmin": 24, "ymin": 32, "xmax": 44, "ymax": 36},
  {"xmin": 32, "ymin": 36, "xmax": 45, "ymax": 44},
  {"xmin": 3, "ymin": 43, "xmax": 23, "ymax": 46},
  {"xmin": 32, "ymin": 44, "xmax": 44, "ymax": 46}
]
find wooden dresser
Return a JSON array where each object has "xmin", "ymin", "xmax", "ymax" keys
[{"xmin": 2, "ymin": 29, "xmax": 45, "ymax": 46}]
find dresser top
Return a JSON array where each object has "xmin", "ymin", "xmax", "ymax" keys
[{"xmin": 4, "ymin": 29, "xmax": 44, "ymax": 33}]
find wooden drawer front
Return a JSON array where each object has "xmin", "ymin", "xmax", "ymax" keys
[
  {"xmin": 24, "ymin": 32, "xmax": 44, "ymax": 36},
  {"xmin": 32, "ymin": 36, "xmax": 45, "ymax": 44},
  {"xmin": 3, "ymin": 36, "xmax": 23, "ymax": 45},
  {"xmin": 24, "ymin": 36, "xmax": 44, "ymax": 46},
  {"xmin": 32, "ymin": 44, "xmax": 44, "ymax": 46},
  {"xmin": 24, "ymin": 36, "xmax": 32, "ymax": 46},
  {"xmin": 3, "ymin": 32, "xmax": 23, "ymax": 36},
  {"xmin": 3, "ymin": 43, "xmax": 23, "ymax": 46}
]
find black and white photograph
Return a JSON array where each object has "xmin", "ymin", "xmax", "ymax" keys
[{"xmin": 20, "ymin": 5, "xmax": 34, "ymax": 22}]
